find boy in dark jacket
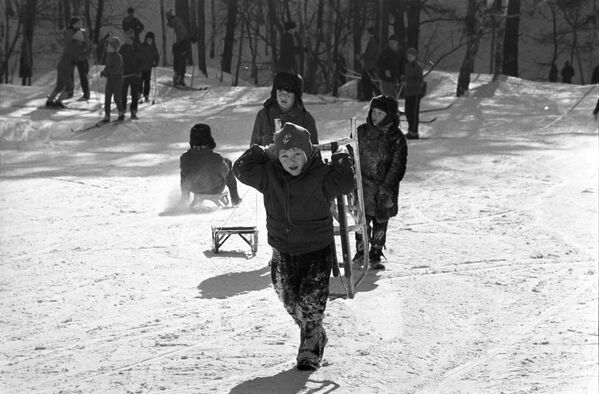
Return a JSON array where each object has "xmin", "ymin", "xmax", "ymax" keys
[
  {"xmin": 180, "ymin": 124, "xmax": 241, "ymax": 207},
  {"xmin": 119, "ymin": 30, "xmax": 143, "ymax": 119},
  {"xmin": 233, "ymin": 122, "xmax": 354, "ymax": 371},
  {"xmin": 99, "ymin": 36, "xmax": 125, "ymax": 122},
  {"xmin": 402, "ymin": 47, "xmax": 424, "ymax": 139},
  {"xmin": 139, "ymin": 32, "xmax": 160, "ymax": 103},
  {"xmin": 122, "ymin": 7, "xmax": 144, "ymax": 43},
  {"xmin": 165, "ymin": 9, "xmax": 190, "ymax": 87},
  {"xmin": 377, "ymin": 35, "xmax": 405, "ymax": 98},
  {"xmin": 352, "ymin": 95, "xmax": 407, "ymax": 270},
  {"xmin": 250, "ymin": 72, "xmax": 318, "ymax": 146}
]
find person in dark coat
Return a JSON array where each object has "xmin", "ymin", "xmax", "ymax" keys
[
  {"xmin": 377, "ymin": 34, "xmax": 405, "ymax": 98},
  {"xmin": 352, "ymin": 95, "xmax": 407, "ymax": 270},
  {"xmin": 591, "ymin": 65, "xmax": 599, "ymax": 84},
  {"xmin": 122, "ymin": 7, "xmax": 144, "ymax": 43},
  {"xmin": 119, "ymin": 30, "xmax": 143, "ymax": 119},
  {"xmin": 561, "ymin": 61, "xmax": 574, "ymax": 83},
  {"xmin": 165, "ymin": 9, "xmax": 190, "ymax": 86},
  {"xmin": 402, "ymin": 47, "xmax": 424, "ymax": 139},
  {"xmin": 99, "ymin": 36, "xmax": 125, "ymax": 123},
  {"xmin": 180, "ymin": 123, "xmax": 241, "ymax": 207},
  {"xmin": 548, "ymin": 63, "xmax": 558, "ymax": 82},
  {"xmin": 359, "ymin": 28, "xmax": 381, "ymax": 101},
  {"xmin": 139, "ymin": 32, "xmax": 160, "ymax": 103},
  {"xmin": 279, "ymin": 21, "xmax": 299, "ymax": 74},
  {"xmin": 233, "ymin": 122, "xmax": 355, "ymax": 371},
  {"xmin": 250, "ymin": 71, "xmax": 318, "ymax": 146}
]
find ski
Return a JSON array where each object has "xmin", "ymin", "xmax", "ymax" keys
[
  {"xmin": 38, "ymin": 104, "xmax": 100, "ymax": 112},
  {"xmin": 71, "ymin": 119, "xmax": 128, "ymax": 133},
  {"xmin": 158, "ymin": 81, "xmax": 209, "ymax": 91},
  {"xmin": 420, "ymin": 117, "xmax": 437, "ymax": 124}
]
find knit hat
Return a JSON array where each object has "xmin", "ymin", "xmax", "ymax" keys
[
  {"xmin": 266, "ymin": 72, "xmax": 304, "ymax": 108},
  {"xmin": 407, "ymin": 47, "xmax": 418, "ymax": 56},
  {"xmin": 165, "ymin": 9, "xmax": 174, "ymax": 19},
  {"xmin": 127, "ymin": 7, "xmax": 134, "ymax": 14},
  {"xmin": 107, "ymin": 36, "xmax": 120, "ymax": 50},
  {"xmin": 369, "ymin": 95, "xmax": 399, "ymax": 125},
  {"xmin": 69, "ymin": 17, "xmax": 81, "ymax": 27},
  {"xmin": 190, "ymin": 123, "xmax": 216, "ymax": 149},
  {"xmin": 145, "ymin": 32, "xmax": 155, "ymax": 41},
  {"xmin": 273, "ymin": 122, "xmax": 313, "ymax": 159}
]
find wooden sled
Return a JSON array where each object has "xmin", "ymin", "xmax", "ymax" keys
[
  {"xmin": 211, "ymin": 226, "xmax": 258, "ymax": 254},
  {"xmin": 318, "ymin": 118, "xmax": 370, "ymax": 299}
]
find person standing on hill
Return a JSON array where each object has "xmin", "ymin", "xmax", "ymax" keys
[
  {"xmin": 377, "ymin": 35, "xmax": 405, "ymax": 98},
  {"xmin": 119, "ymin": 30, "xmax": 143, "ymax": 120},
  {"xmin": 591, "ymin": 65, "xmax": 599, "ymax": 84},
  {"xmin": 279, "ymin": 21, "xmax": 300, "ymax": 74},
  {"xmin": 139, "ymin": 32, "xmax": 160, "ymax": 103},
  {"xmin": 250, "ymin": 71, "xmax": 318, "ymax": 146},
  {"xmin": 122, "ymin": 7, "xmax": 144, "ymax": 43},
  {"xmin": 359, "ymin": 28, "xmax": 380, "ymax": 101},
  {"xmin": 165, "ymin": 9, "xmax": 190, "ymax": 87},
  {"xmin": 70, "ymin": 16, "xmax": 92, "ymax": 101},
  {"xmin": 99, "ymin": 36, "xmax": 125, "ymax": 123},
  {"xmin": 561, "ymin": 61, "xmax": 574, "ymax": 83},
  {"xmin": 402, "ymin": 47, "xmax": 424, "ymax": 139},
  {"xmin": 548, "ymin": 63, "xmax": 558, "ymax": 82}
]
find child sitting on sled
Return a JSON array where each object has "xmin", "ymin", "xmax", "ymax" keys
[
  {"xmin": 180, "ymin": 123, "xmax": 242, "ymax": 208},
  {"xmin": 233, "ymin": 122, "xmax": 354, "ymax": 370},
  {"xmin": 352, "ymin": 94, "xmax": 408, "ymax": 270}
]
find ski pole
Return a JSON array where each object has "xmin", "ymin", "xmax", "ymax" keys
[{"xmin": 152, "ymin": 66, "xmax": 156, "ymax": 104}]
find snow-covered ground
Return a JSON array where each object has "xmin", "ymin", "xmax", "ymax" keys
[{"xmin": 1, "ymin": 68, "xmax": 598, "ymax": 393}]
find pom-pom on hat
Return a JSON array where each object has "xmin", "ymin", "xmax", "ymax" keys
[
  {"xmin": 190, "ymin": 123, "xmax": 216, "ymax": 149},
  {"xmin": 274, "ymin": 122, "xmax": 313, "ymax": 159}
]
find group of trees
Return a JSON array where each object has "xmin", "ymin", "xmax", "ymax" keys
[{"xmin": 0, "ymin": 0, "xmax": 596, "ymax": 96}]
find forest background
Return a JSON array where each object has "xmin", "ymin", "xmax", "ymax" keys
[{"xmin": 0, "ymin": 0, "xmax": 597, "ymax": 97}]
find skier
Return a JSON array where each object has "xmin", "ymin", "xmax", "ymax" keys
[
  {"xmin": 233, "ymin": 122, "xmax": 355, "ymax": 370},
  {"xmin": 402, "ymin": 47, "xmax": 424, "ymax": 139},
  {"xmin": 180, "ymin": 123, "xmax": 242, "ymax": 208},
  {"xmin": 561, "ymin": 61, "xmax": 574, "ymax": 83},
  {"xmin": 99, "ymin": 36, "xmax": 125, "ymax": 123},
  {"xmin": 165, "ymin": 9, "xmax": 190, "ymax": 87},
  {"xmin": 45, "ymin": 21, "xmax": 86, "ymax": 108},
  {"xmin": 122, "ymin": 7, "xmax": 144, "ymax": 43},
  {"xmin": 377, "ymin": 34, "xmax": 405, "ymax": 98},
  {"xmin": 250, "ymin": 71, "xmax": 318, "ymax": 146},
  {"xmin": 66, "ymin": 17, "xmax": 92, "ymax": 100},
  {"xmin": 352, "ymin": 95, "xmax": 408, "ymax": 270},
  {"xmin": 139, "ymin": 32, "xmax": 160, "ymax": 103},
  {"xmin": 119, "ymin": 29, "xmax": 143, "ymax": 120}
]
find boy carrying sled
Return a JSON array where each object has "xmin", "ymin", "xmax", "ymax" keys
[{"xmin": 233, "ymin": 122, "xmax": 354, "ymax": 370}]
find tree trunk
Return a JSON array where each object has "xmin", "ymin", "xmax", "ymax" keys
[
  {"xmin": 63, "ymin": 0, "xmax": 71, "ymax": 26},
  {"xmin": 492, "ymin": 0, "xmax": 506, "ymax": 80},
  {"xmin": 502, "ymin": 0, "xmax": 520, "ymax": 77},
  {"xmin": 390, "ymin": 0, "xmax": 407, "ymax": 49},
  {"xmin": 304, "ymin": 0, "xmax": 324, "ymax": 93},
  {"xmin": 405, "ymin": 0, "xmax": 421, "ymax": 50},
  {"xmin": 160, "ymin": 0, "xmax": 168, "ymax": 66},
  {"xmin": 19, "ymin": 0, "xmax": 36, "ymax": 85},
  {"xmin": 234, "ymin": 13, "xmax": 244, "ymax": 86},
  {"xmin": 457, "ymin": 0, "xmax": 481, "ymax": 97},
  {"xmin": 175, "ymin": 0, "xmax": 192, "ymax": 66},
  {"xmin": 210, "ymin": 0, "xmax": 216, "ymax": 58},
  {"xmin": 93, "ymin": 0, "xmax": 104, "ymax": 62},
  {"xmin": 196, "ymin": 0, "xmax": 207, "ymax": 77},
  {"xmin": 266, "ymin": 0, "xmax": 278, "ymax": 75},
  {"xmin": 352, "ymin": 0, "xmax": 365, "ymax": 73},
  {"xmin": 221, "ymin": 0, "xmax": 238, "ymax": 74}
]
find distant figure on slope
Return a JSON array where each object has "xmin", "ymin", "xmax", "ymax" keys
[
  {"xmin": 165, "ymin": 9, "xmax": 190, "ymax": 87},
  {"xmin": 68, "ymin": 16, "xmax": 93, "ymax": 101},
  {"xmin": 278, "ymin": 21, "xmax": 300, "ymax": 74},
  {"xmin": 377, "ymin": 34, "xmax": 405, "ymax": 98},
  {"xmin": 359, "ymin": 28, "xmax": 381, "ymax": 101},
  {"xmin": 119, "ymin": 29, "xmax": 143, "ymax": 120},
  {"xmin": 561, "ymin": 61, "xmax": 574, "ymax": 83},
  {"xmin": 45, "ymin": 22, "xmax": 86, "ymax": 108},
  {"xmin": 180, "ymin": 124, "xmax": 242, "ymax": 208},
  {"xmin": 99, "ymin": 36, "xmax": 125, "ymax": 123},
  {"xmin": 548, "ymin": 62, "xmax": 558, "ymax": 82},
  {"xmin": 233, "ymin": 122, "xmax": 355, "ymax": 370},
  {"xmin": 122, "ymin": 7, "xmax": 144, "ymax": 43},
  {"xmin": 139, "ymin": 32, "xmax": 160, "ymax": 103},
  {"xmin": 402, "ymin": 47, "xmax": 424, "ymax": 139},
  {"xmin": 250, "ymin": 71, "xmax": 318, "ymax": 146},
  {"xmin": 591, "ymin": 65, "xmax": 599, "ymax": 84},
  {"xmin": 352, "ymin": 95, "xmax": 407, "ymax": 270}
]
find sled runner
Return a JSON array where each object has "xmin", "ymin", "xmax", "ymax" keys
[
  {"xmin": 211, "ymin": 226, "xmax": 258, "ymax": 254},
  {"xmin": 318, "ymin": 119, "xmax": 370, "ymax": 299}
]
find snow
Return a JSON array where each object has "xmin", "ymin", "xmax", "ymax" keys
[{"xmin": 1, "ymin": 67, "xmax": 598, "ymax": 393}]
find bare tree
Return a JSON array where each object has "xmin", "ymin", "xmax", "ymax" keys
[
  {"xmin": 160, "ymin": 0, "xmax": 168, "ymax": 66},
  {"xmin": 502, "ymin": 0, "xmax": 520, "ymax": 77},
  {"xmin": 19, "ymin": 0, "xmax": 36, "ymax": 85},
  {"xmin": 221, "ymin": 0, "xmax": 238, "ymax": 74},
  {"xmin": 196, "ymin": 0, "xmax": 207, "ymax": 77},
  {"xmin": 457, "ymin": 0, "xmax": 484, "ymax": 96}
]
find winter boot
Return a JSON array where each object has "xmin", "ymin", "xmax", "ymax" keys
[
  {"xmin": 369, "ymin": 248, "xmax": 386, "ymax": 270},
  {"xmin": 116, "ymin": 113, "xmax": 125, "ymax": 122},
  {"xmin": 352, "ymin": 250, "xmax": 365, "ymax": 268},
  {"xmin": 99, "ymin": 116, "xmax": 110, "ymax": 124},
  {"xmin": 53, "ymin": 101, "xmax": 66, "ymax": 109},
  {"xmin": 406, "ymin": 132, "xmax": 419, "ymax": 140},
  {"xmin": 297, "ymin": 322, "xmax": 327, "ymax": 371},
  {"xmin": 45, "ymin": 100, "xmax": 56, "ymax": 108},
  {"xmin": 131, "ymin": 112, "xmax": 139, "ymax": 120}
]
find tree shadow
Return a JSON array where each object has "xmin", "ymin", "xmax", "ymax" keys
[
  {"xmin": 197, "ymin": 265, "xmax": 271, "ymax": 299},
  {"xmin": 228, "ymin": 367, "xmax": 340, "ymax": 394}
]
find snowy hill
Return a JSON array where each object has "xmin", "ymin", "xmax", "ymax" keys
[{"xmin": 0, "ymin": 69, "xmax": 598, "ymax": 393}]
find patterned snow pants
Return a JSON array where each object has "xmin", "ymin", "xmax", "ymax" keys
[
  {"xmin": 270, "ymin": 245, "xmax": 333, "ymax": 363},
  {"xmin": 355, "ymin": 213, "xmax": 389, "ymax": 252}
]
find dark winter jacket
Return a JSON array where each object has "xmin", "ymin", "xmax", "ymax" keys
[
  {"xmin": 61, "ymin": 28, "xmax": 86, "ymax": 65},
  {"xmin": 356, "ymin": 117, "xmax": 407, "ymax": 220},
  {"xmin": 250, "ymin": 102, "xmax": 318, "ymax": 146},
  {"xmin": 167, "ymin": 15, "xmax": 189, "ymax": 43},
  {"xmin": 122, "ymin": 15, "xmax": 144, "ymax": 37},
  {"xmin": 139, "ymin": 41, "xmax": 160, "ymax": 71},
  {"xmin": 101, "ymin": 52, "xmax": 123, "ymax": 79},
  {"xmin": 402, "ymin": 60, "xmax": 423, "ymax": 97},
  {"xmin": 119, "ymin": 42, "xmax": 143, "ymax": 78},
  {"xmin": 233, "ymin": 145, "xmax": 354, "ymax": 255},
  {"xmin": 377, "ymin": 46, "xmax": 405, "ymax": 83},
  {"xmin": 561, "ymin": 64, "xmax": 574, "ymax": 83},
  {"xmin": 180, "ymin": 148, "xmax": 230, "ymax": 195}
]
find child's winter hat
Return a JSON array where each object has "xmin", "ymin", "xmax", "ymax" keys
[
  {"xmin": 273, "ymin": 71, "xmax": 303, "ymax": 97},
  {"xmin": 274, "ymin": 122, "xmax": 313, "ymax": 159},
  {"xmin": 190, "ymin": 123, "xmax": 216, "ymax": 149},
  {"xmin": 107, "ymin": 36, "xmax": 120, "ymax": 50},
  {"xmin": 145, "ymin": 32, "xmax": 155, "ymax": 41},
  {"xmin": 407, "ymin": 47, "xmax": 418, "ymax": 56},
  {"xmin": 369, "ymin": 95, "xmax": 399, "ymax": 125}
]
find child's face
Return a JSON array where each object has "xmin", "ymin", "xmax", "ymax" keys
[
  {"xmin": 146, "ymin": 37, "xmax": 154, "ymax": 45},
  {"xmin": 371, "ymin": 108, "xmax": 387, "ymax": 126},
  {"xmin": 278, "ymin": 147, "xmax": 307, "ymax": 176},
  {"xmin": 276, "ymin": 89, "xmax": 295, "ymax": 111},
  {"xmin": 407, "ymin": 54, "xmax": 416, "ymax": 62},
  {"xmin": 107, "ymin": 45, "xmax": 116, "ymax": 53}
]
